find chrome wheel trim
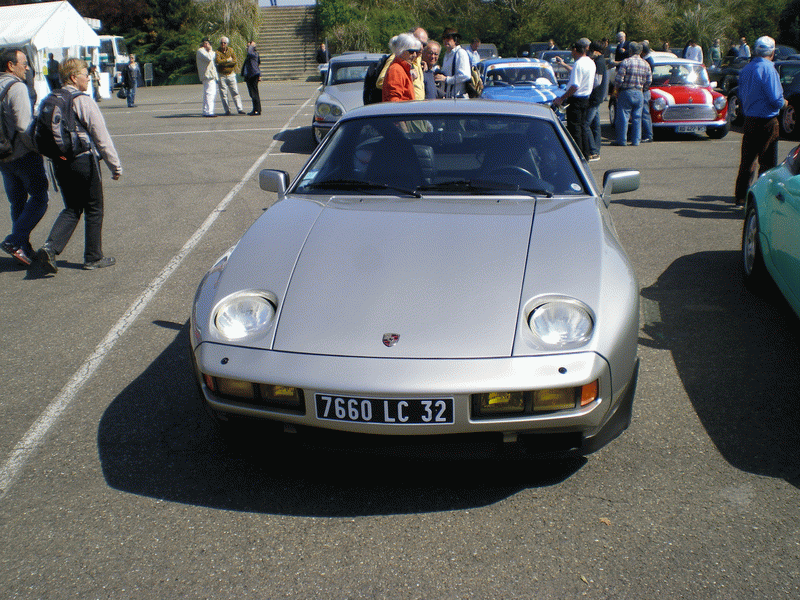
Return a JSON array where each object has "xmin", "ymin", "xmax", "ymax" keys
[
  {"xmin": 783, "ymin": 104, "xmax": 796, "ymax": 135},
  {"xmin": 743, "ymin": 208, "xmax": 758, "ymax": 275},
  {"xmin": 728, "ymin": 95, "xmax": 739, "ymax": 124}
]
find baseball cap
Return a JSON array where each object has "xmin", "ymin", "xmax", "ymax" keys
[{"xmin": 754, "ymin": 36, "xmax": 775, "ymax": 57}]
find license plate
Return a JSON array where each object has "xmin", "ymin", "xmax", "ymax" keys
[
  {"xmin": 315, "ymin": 394, "xmax": 454, "ymax": 425},
  {"xmin": 677, "ymin": 125, "xmax": 706, "ymax": 133}
]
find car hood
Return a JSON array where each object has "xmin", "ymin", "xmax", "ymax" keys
[
  {"xmin": 273, "ymin": 197, "xmax": 538, "ymax": 359},
  {"xmin": 652, "ymin": 85, "xmax": 716, "ymax": 106},
  {"xmin": 206, "ymin": 194, "xmax": 623, "ymax": 361},
  {"xmin": 481, "ymin": 85, "xmax": 560, "ymax": 104},
  {"xmin": 319, "ymin": 82, "xmax": 365, "ymax": 112}
]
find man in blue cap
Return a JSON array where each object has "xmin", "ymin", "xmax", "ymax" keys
[{"xmin": 734, "ymin": 36, "xmax": 787, "ymax": 206}]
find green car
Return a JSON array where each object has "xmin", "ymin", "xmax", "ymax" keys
[{"xmin": 742, "ymin": 145, "xmax": 800, "ymax": 318}]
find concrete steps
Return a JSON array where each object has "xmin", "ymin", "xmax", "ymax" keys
[{"xmin": 256, "ymin": 6, "xmax": 318, "ymax": 81}]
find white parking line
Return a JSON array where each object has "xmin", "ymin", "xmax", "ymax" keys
[
  {"xmin": 114, "ymin": 127, "xmax": 286, "ymax": 137},
  {"xmin": 0, "ymin": 97, "xmax": 315, "ymax": 501}
]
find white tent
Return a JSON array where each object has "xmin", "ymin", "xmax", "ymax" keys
[{"xmin": 0, "ymin": 1, "xmax": 102, "ymax": 104}]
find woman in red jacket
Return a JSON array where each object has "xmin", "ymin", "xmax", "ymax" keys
[{"xmin": 382, "ymin": 33, "xmax": 422, "ymax": 102}]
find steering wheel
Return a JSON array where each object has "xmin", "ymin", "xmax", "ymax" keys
[
  {"xmin": 486, "ymin": 165, "xmax": 556, "ymax": 194},
  {"xmin": 486, "ymin": 165, "xmax": 537, "ymax": 186}
]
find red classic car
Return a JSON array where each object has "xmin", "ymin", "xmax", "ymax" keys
[{"xmin": 610, "ymin": 54, "xmax": 729, "ymax": 140}]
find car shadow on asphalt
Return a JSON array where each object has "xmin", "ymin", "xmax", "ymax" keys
[
  {"xmin": 612, "ymin": 195, "xmax": 743, "ymax": 219},
  {"xmin": 272, "ymin": 127, "xmax": 315, "ymax": 155},
  {"xmin": 640, "ymin": 250, "xmax": 800, "ymax": 487},
  {"xmin": 97, "ymin": 322, "xmax": 586, "ymax": 516}
]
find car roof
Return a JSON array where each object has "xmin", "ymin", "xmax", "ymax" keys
[
  {"xmin": 482, "ymin": 57, "xmax": 551, "ymax": 67},
  {"xmin": 651, "ymin": 55, "xmax": 705, "ymax": 66},
  {"xmin": 344, "ymin": 98, "xmax": 559, "ymax": 121},
  {"xmin": 329, "ymin": 53, "xmax": 386, "ymax": 64}
]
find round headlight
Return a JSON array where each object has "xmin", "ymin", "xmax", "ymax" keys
[
  {"xmin": 652, "ymin": 97, "xmax": 667, "ymax": 112},
  {"xmin": 713, "ymin": 95, "xmax": 727, "ymax": 111},
  {"xmin": 316, "ymin": 103, "xmax": 331, "ymax": 118},
  {"xmin": 528, "ymin": 301, "xmax": 593, "ymax": 349},
  {"xmin": 214, "ymin": 292, "xmax": 276, "ymax": 340}
]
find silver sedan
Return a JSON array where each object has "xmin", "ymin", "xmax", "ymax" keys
[
  {"xmin": 312, "ymin": 52, "xmax": 385, "ymax": 145},
  {"xmin": 191, "ymin": 100, "xmax": 641, "ymax": 456}
]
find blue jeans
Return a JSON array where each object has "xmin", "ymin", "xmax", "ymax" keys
[
  {"xmin": 126, "ymin": 84, "xmax": 137, "ymax": 107},
  {"xmin": 642, "ymin": 90, "xmax": 653, "ymax": 140},
  {"xmin": 615, "ymin": 88, "xmax": 643, "ymax": 146},
  {"xmin": 0, "ymin": 151, "xmax": 49, "ymax": 253},
  {"xmin": 586, "ymin": 104, "xmax": 601, "ymax": 156}
]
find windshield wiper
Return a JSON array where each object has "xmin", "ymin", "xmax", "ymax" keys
[
  {"xmin": 304, "ymin": 179, "xmax": 421, "ymax": 198},
  {"xmin": 417, "ymin": 179, "xmax": 553, "ymax": 197}
]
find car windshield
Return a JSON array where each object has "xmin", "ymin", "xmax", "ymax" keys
[
  {"xmin": 329, "ymin": 61, "xmax": 374, "ymax": 85},
  {"xmin": 780, "ymin": 64, "xmax": 800, "ymax": 86},
  {"xmin": 651, "ymin": 63, "xmax": 710, "ymax": 86},
  {"xmin": 295, "ymin": 114, "xmax": 586, "ymax": 197},
  {"xmin": 541, "ymin": 51, "xmax": 573, "ymax": 65},
  {"xmin": 484, "ymin": 65, "xmax": 557, "ymax": 87}
]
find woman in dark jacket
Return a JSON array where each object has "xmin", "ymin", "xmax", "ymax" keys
[{"xmin": 242, "ymin": 41, "xmax": 262, "ymax": 115}]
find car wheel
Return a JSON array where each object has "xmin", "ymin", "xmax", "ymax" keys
[
  {"xmin": 722, "ymin": 75, "xmax": 736, "ymax": 94},
  {"xmin": 780, "ymin": 101, "xmax": 798, "ymax": 139},
  {"xmin": 742, "ymin": 202, "xmax": 768, "ymax": 289},
  {"xmin": 706, "ymin": 123, "xmax": 729, "ymax": 139},
  {"xmin": 728, "ymin": 93, "xmax": 743, "ymax": 126}
]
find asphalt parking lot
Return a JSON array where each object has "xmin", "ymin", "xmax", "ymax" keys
[{"xmin": 1, "ymin": 81, "xmax": 798, "ymax": 598}]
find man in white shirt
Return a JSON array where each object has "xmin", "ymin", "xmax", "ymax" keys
[
  {"xmin": 684, "ymin": 40, "xmax": 703, "ymax": 63},
  {"xmin": 468, "ymin": 38, "xmax": 481, "ymax": 66},
  {"xmin": 739, "ymin": 37, "xmax": 751, "ymax": 58},
  {"xmin": 434, "ymin": 29, "xmax": 471, "ymax": 98},
  {"xmin": 553, "ymin": 41, "xmax": 596, "ymax": 159}
]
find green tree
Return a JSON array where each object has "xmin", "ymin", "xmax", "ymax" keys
[{"xmin": 779, "ymin": 0, "xmax": 800, "ymax": 46}]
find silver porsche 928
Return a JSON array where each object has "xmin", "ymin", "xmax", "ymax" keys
[{"xmin": 190, "ymin": 100, "xmax": 641, "ymax": 456}]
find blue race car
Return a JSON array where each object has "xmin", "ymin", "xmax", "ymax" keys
[{"xmin": 480, "ymin": 58, "xmax": 565, "ymax": 119}]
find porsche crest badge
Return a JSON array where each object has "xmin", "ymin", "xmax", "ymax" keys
[{"xmin": 382, "ymin": 333, "xmax": 400, "ymax": 347}]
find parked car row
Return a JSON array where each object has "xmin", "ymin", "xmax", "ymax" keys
[{"xmin": 194, "ymin": 42, "xmax": 799, "ymax": 458}]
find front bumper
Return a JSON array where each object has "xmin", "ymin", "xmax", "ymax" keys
[
  {"xmin": 653, "ymin": 119, "xmax": 727, "ymax": 129},
  {"xmin": 312, "ymin": 121, "xmax": 334, "ymax": 143},
  {"xmin": 192, "ymin": 342, "xmax": 638, "ymax": 454}
]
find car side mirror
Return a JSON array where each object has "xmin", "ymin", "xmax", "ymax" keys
[
  {"xmin": 259, "ymin": 169, "xmax": 290, "ymax": 197},
  {"xmin": 601, "ymin": 169, "xmax": 640, "ymax": 206}
]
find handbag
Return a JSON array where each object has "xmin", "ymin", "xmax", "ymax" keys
[{"xmin": 117, "ymin": 88, "xmax": 127, "ymax": 99}]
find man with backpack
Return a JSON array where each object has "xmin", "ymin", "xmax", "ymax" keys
[
  {"xmin": 434, "ymin": 29, "xmax": 471, "ymax": 98},
  {"xmin": 35, "ymin": 58, "xmax": 122, "ymax": 274},
  {"xmin": 0, "ymin": 48, "xmax": 49, "ymax": 267}
]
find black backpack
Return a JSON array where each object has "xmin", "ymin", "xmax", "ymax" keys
[
  {"xmin": 33, "ymin": 88, "xmax": 91, "ymax": 160},
  {"xmin": 362, "ymin": 54, "xmax": 390, "ymax": 105},
  {"xmin": 0, "ymin": 78, "xmax": 19, "ymax": 162}
]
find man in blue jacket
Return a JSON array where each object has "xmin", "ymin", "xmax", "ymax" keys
[{"xmin": 734, "ymin": 36, "xmax": 787, "ymax": 206}]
